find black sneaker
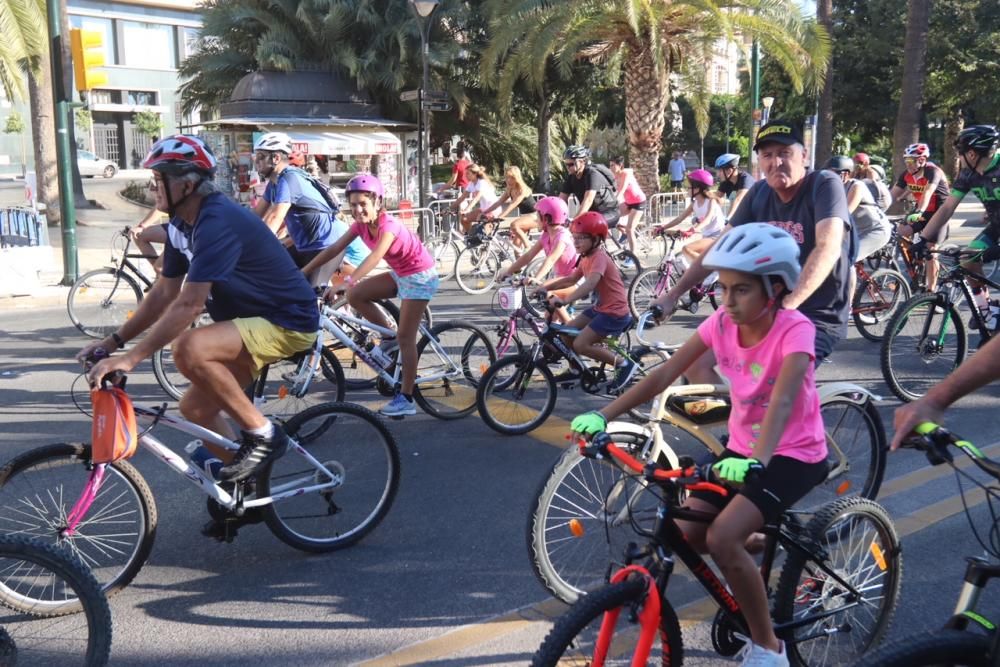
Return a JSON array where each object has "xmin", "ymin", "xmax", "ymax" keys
[{"xmin": 218, "ymin": 424, "xmax": 290, "ymax": 483}]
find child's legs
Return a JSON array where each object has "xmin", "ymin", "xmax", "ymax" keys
[
  {"xmin": 346, "ymin": 272, "xmax": 397, "ymax": 333},
  {"xmin": 571, "ymin": 310, "xmax": 631, "ymax": 366},
  {"xmin": 397, "ymin": 299, "xmax": 428, "ymax": 394},
  {"xmin": 549, "ymin": 286, "xmax": 574, "ymax": 323},
  {"xmin": 681, "ymin": 235, "xmax": 711, "ymax": 262},
  {"xmin": 625, "ymin": 208, "xmax": 644, "ymax": 253}
]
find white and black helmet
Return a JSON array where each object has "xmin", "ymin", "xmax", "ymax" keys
[
  {"xmin": 253, "ymin": 132, "xmax": 293, "ymax": 155},
  {"xmin": 703, "ymin": 223, "xmax": 801, "ymax": 297}
]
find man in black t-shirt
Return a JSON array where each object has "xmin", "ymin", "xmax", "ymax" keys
[
  {"xmin": 559, "ymin": 145, "xmax": 621, "ymax": 228},
  {"xmin": 714, "ymin": 153, "xmax": 755, "ymax": 215},
  {"xmin": 654, "ymin": 120, "xmax": 853, "ymax": 382}
]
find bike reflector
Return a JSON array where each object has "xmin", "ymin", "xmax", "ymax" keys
[{"xmin": 91, "ymin": 386, "xmax": 138, "ymax": 464}]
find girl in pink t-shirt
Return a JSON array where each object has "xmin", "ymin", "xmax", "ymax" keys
[
  {"xmin": 570, "ymin": 223, "xmax": 827, "ymax": 665},
  {"xmin": 302, "ymin": 173, "xmax": 437, "ymax": 418},
  {"xmin": 610, "ymin": 156, "xmax": 647, "ymax": 258},
  {"xmin": 498, "ymin": 196, "xmax": 579, "ymax": 322}
]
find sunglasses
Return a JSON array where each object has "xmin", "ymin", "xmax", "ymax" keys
[
  {"xmin": 904, "ymin": 157, "xmax": 920, "ymax": 164},
  {"xmin": 564, "ymin": 161, "xmax": 577, "ymax": 167}
]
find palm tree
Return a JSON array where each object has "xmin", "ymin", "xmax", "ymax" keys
[
  {"xmin": 482, "ymin": 0, "xmax": 830, "ymax": 195},
  {"xmin": 891, "ymin": 0, "xmax": 931, "ymax": 181}
]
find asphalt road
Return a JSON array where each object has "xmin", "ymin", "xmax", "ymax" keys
[{"xmin": 2, "ymin": 258, "xmax": 1000, "ymax": 665}]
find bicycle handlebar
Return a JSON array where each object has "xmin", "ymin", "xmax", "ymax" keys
[{"xmin": 902, "ymin": 422, "xmax": 1000, "ymax": 481}]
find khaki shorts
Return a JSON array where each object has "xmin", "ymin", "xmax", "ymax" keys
[{"xmin": 232, "ymin": 317, "xmax": 317, "ymax": 378}]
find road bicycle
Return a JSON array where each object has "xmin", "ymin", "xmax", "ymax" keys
[
  {"xmin": 627, "ymin": 229, "xmax": 719, "ymax": 319},
  {"xmin": 531, "ymin": 432, "xmax": 901, "ymax": 666},
  {"xmin": 475, "ymin": 307, "xmax": 668, "ymax": 435},
  {"xmin": 0, "ymin": 534, "xmax": 112, "ymax": 666},
  {"xmin": 851, "ymin": 260, "xmax": 911, "ymax": 342},
  {"xmin": 453, "ymin": 223, "xmax": 523, "ymax": 295},
  {"xmin": 424, "ymin": 206, "xmax": 465, "ymax": 282},
  {"xmin": 0, "ymin": 373, "xmax": 401, "ymax": 602},
  {"xmin": 528, "ymin": 313, "xmax": 887, "ymax": 603},
  {"xmin": 66, "ymin": 227, "xmax": 154, "ymax": 339},
  {"xmin": 880, "ymin": 247, "xmax": 1000, "ymax": 402},
  {"xmin": 861, "ymin": 424, "xmax": 1000, "ymax": 666}
]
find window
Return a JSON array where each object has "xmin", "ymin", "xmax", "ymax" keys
[
  {"xmin": 179, "ymin": 26, "xmax": 201, "ymax": 60},
  {"xmin": 127, "ymin": 90, "xmax": 157, "ymax": 106},
  {"xmin": 120, "ymin": 21, "xmax": 176, "ymax": 69},
  {"xmin": 69, "ymin": 15, "xmax": 116, "ymax": 65}
]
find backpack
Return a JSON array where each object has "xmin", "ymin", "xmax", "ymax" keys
[
  {"xmin": 588, "ymin": 163, "xmax": 620, "ymax": 210},
  {"xmin": 862, "ymin": 178, "xmax": 892, "ymax": 212},
  {"xmin": 278, "ymin": 166, "xmax": 341, "ymax": 214}
]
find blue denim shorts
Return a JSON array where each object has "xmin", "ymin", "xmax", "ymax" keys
[
  {"xmin": 583, "ymin": 307, "xmax": 633, "ymax": 336},
  {"xmin": 391, "ymin": 267, "xmax": 439, "ymax": 301}
]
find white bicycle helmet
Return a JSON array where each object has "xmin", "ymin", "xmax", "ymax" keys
[
  {"xmin": 702, "ymin": 223, "xmax": 801, "ymax": 297},
  {"xmin": 254, "ymin": 132, "xmax": 294, "ymax": 154}
]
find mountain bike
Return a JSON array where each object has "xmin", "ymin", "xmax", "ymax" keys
[
  {"xmin": 627, "ymin": 229, "xmax": 719, "ymax": 319},
  {"xmin": 66, "ymin": 227, "xmax": 154, "ymax": 339},
  {"xmin": 852, "ymin": 261, "xmax": 911, "ymax": 342},
  {"xmin": 531, "ymin": 432, "xmax": 901, "ymax": 666},
  {"xmin": 0, "ymin": 370, "xmax": 401, "ymax": 602},
  {"xmin": 528, "ymin": 313, "xmax": 887, "ymax": 604},
  {"xmin": 860, "ymin": 423, "xmax": 1000, "ymax": 666},
  {"xmin": 881, "ymin": 247, "xmax": 1000, "ymax": 402},
  {"xmin": 0, "ymin": 534, "xmax": 112, "ymax": 666}
]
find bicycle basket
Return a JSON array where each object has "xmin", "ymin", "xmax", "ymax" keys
[
  {"xmin": 90, "ymin": 386, "xmax": 138, "ymax": 464},
  {"xmin": 497, "ymin": 285, "xmax": 522, "ymax": 313}
]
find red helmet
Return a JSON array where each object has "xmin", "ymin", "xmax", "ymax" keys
[
  {"xmin": 143, "ymin": 135, "xmax": 217, "ymax": 175},
  {"xmin": 853, "ymin": 152, "xmax": 870, "ymax": 166},
  {"xmin": 904, "ymin": 143, "xmax": 930, "ymax": 159},
  {"xmin": 570, "ymin": 212, "xmax": 608, "ymax": 239}
]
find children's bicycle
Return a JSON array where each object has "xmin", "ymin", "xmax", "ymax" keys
[
  {"xmin": 531, "ymin": 432, "xmax": 901, "ymax": 666},
  {"xmin": 0, "ymin": 373, "xmax": 401, "ymax": 603},
  {"xmin": 860, "ymin": 423, "xmax": 1000, "ymax": 667},
  {"xmin": 627, "ymin": 229, "xmax": 719, "ymax": 319}
]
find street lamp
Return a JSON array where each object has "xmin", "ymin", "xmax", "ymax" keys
[
  {"xmin": 762, "ymin": 96, "xmax": 775, "ymax": 126},
  {"xmin": 724, "ymin": 100, "xmax": 733, "ymax": 154},
  {"xmin": 410, "ymin": 0, "xmax": 439, "ymax": 209}
]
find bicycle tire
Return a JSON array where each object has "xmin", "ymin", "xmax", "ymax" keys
[
  {"xmin": 150, "ymin": 313, "xmax": 214, "ymax": 400},
  {"xmin": 0, "ymin": 534, "xmax": 113, "ymax": 666},
  {"xmin": 413, "ymin": 321, "xmax": 496, "ymax": 420},
  {"xmin": 251, "ymin": 346, "xmax": 346, "ymax": 424},
  {"xmin": 0, "ymin": 443, "xmax": 157, "ymax": 604},
  {"xmin": 528, "ymin": 431, "xmax": 675, "ymax": 604},
  {"xmin": 852, "ymin": 269, "xmax": 912, "ymax": 342},
  {"xmin": 880, "ymin": 293, "xmax": 967, "ymax": 402},
  {"xmin": 772, "ymin": 497, "xmax": 902, "ymax": 667},
  {"xmin": 627, "ymin": 267, "xmax": 673, "ymax": 320},
  {"xmin": 425, "ymin": 237, "xmax": 461, "ymax": 282},
  {"xmin": 67, "ymin": 268, "xmax": 143, "ymax": 339},
  {"xmin": 455, "ymin": 246, "xmax": 502, "ymax": 295},
  {"xmin": 861, "ymin": 629, "xmax": 992, "ymax": 666},
  {"xmin": 485, "ymin": 321, "xmax": 525, "ymax": 391},
  {"xmin": 476, "ymin": 355, "xmax": 557, "ymax": 435},
  {"xmin": 531, "ymin": 575, "xmax": 684, "ymax": 666},
  {"xmin": 332, "ymin": 300, "xmax": 432, "ymax": 390},
  {"xmin": 259, "ymin": 402, "xmax": 400, "ymax": 553},
  {"xmin": 625, "ymin": 346, "xmax": 672, "ymax": 422},
  {"xmin": 612, "ymin": 249, "xmax": 641, "ymax": 285}
]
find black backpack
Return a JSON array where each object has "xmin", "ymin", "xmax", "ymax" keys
[
  {"xmin": 588, "ymin": 163, "xmax": 619, "ymax": 209},
  {"xmin": 278, "ymin": 166, "xmax": 341, "ymax": 214}
]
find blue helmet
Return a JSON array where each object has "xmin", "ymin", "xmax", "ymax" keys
[{"xmin": 714, "ymin": 153, "xmax": 740, "ymax": 169}]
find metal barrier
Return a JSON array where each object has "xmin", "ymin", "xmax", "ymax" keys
[
  {"xmin": 0, "ymin": 207, "xmax": 43, "ymax": 248},
  {"xmin": 648, "ymin": 192, "xmax": 687, "ymax": 224},
  {"xmin": 386, "ymin": 206, "xmax": 436, "ymax": 240}
]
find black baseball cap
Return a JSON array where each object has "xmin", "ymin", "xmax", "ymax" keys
[{"xmin": 753, "ymin": 119, "xmax": 805, "ymax": 151}]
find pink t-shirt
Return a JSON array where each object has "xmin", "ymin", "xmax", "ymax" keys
[
  {"xmin": 697, "ymin": 308, "xmax": 827, "ymax": 464},
  {"xmin": 616, "ymin": 169, "xmax": 646, "ymax": 205},
  {"xmin": 578, "ymin": 249, "xmax": 629, "ymax": 317},
  {"xmin": 350, "ymin": 212, "xmax": 434, "ymax": 277},
  {"xmin": 539, "ymin": 226, "xmax": 579, "ymax": 277}
]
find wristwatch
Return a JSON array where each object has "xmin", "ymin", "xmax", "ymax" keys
[{"xmin": 111, "ymin": 332, "xmax": 125, "ymax": 349}]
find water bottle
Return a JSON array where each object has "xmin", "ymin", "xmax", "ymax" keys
[
  {"xmin": 184, "ymin": 440, "xmax": 222, "ymax": 480},
  {"xmin": 367, "ymin": 343, "xmax": 391, "ymax": 369}
]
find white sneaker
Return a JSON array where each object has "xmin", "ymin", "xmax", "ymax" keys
[{"xmin": 737, "ymin": 639, "xmax": 789, "ymax": 667}]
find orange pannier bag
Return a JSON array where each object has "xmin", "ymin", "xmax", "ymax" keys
[{"xmin": 90, "ymin": 385, "xmax": 139, "ymax": 464}]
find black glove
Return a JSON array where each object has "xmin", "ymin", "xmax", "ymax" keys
[{"xmin": 910, "ymin": 234, "xmax": 931, "ymax": 260}]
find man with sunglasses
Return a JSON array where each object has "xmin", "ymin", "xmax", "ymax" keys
[
  {"xmin": 714, "ymin": 153, "xmax": 755, "ymax": 215},
  {"xmin": 559, "ymin": 146, "xmax": 621, "ymax": 230},
  {"xmin": 890, "ymin": 142, "xmax": 950, "ymax": 291}
]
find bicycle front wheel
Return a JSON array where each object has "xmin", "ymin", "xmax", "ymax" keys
[
  {"xmin": 852, "ymin": 269, "xmax": 911, "ymax": 342},
  {"xmin": 425, "ymin": 237, "xmax": 461, "ymax": 282},
  {"xmin": 67, "ymin": 268, "xmax": 143, "ymax": 339},
  {"xmin": 862, "ymin": 629, "xmax": 992, "ymax": 666},
  {"xmin": 0, "ymin": 534, "xmax": 113, "ymax": 666},
  {"xmin": 476, "ymin": 355, "xmax": 557, "ymax": 435},
  {"xmin": 455, "ymin": 247, "xmax": 502, "ymax": 295},
  {"xmin": 531, "ymin": 575, "xmax": 684, "ymax": 667},
  {"xmin": 0, "ymin": 444, "xmax": 157, "ymax": 603},
  {"xmin": 881, "ymin": 293, "xmax": 967, "ymax": 402},
  {"xmin": 413, "ymin": 321, "xmax": 496, "ymax": 419},
  {"xmin": 260, "ymin": 402, "xmax": 400, "ymax": 553},
  {"xmin": 773, "ymin": 497, "xmax": 902, "ymax": 667}
]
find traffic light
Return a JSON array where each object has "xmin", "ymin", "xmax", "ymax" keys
[{"xmin": 69, "ymin": 28, "xmax": 108, "ymax": 92}]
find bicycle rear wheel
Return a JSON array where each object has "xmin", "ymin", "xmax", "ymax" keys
[
  {"xmin": 773, "ymin": 497, "xmax": 902, "ymax": 667},
  {"xmin": 425, "ymin": 237, "xmax": 461, "ymax": 282},
  {"xmin": 455, "ymin": 247, "xmax": 502, "ymax": 295},
  {"xmin": 413, "ymin": 321, "xmax": 496, "ymax": 419},
  {"xmin": 0, "ymin": 534, "xmax": 112, "ymax": 666},
  {"xmin": 476, "ymin": 355, "xmax": 557, "ymax": 435},
  {"xmin": 251, "ymin": 346, "xmax": 346, "ymax": 424},
  {"xmin": 0, "ymin": 444, "xmax": 156, "ymax": 604},
  {"xmin": 531, "ymin": 575, "xmax": 684, "ymax": 666},
  {"xmin": 862, "ymin": 629, "xmax": 992, "ymax": 666},
  {"xmin": 853, "ymin": 269, "xmax": 912, "ymax": 342},
  {"xmin": 67, "ymin": 268, "xmax": 143, "ymax": 339},
  {"xmin": 259, "ymin": 403, "xmax": 400, "ymax": 553},
  {"xmin": 627, "ymin": 267, "xmax": 673, "ymax": 320},
  {"xmin": 611, "ymin": 249, "xmax": 641, "ymax": 285},
  {"xmin": 880, "ymin": 293, "xmax": 967, "ymax": 402}
]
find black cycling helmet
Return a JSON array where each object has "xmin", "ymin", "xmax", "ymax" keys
[
  {"xmin": 563, "ymin": 145, "xmax": 591, "ymax": 160},
  {"xmin": 825, "ymin": 155, "xmax": 854, "ymax": 173},
  {"xmin": 955, "ymin": 125, "xmax": 999, "ymax": 154}
]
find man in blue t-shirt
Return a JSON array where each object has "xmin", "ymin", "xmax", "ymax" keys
[{"xmin": 80, "ymin": 136, "xmax": 319, "ymax": 535}]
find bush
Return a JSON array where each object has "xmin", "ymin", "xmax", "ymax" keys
[{"xmin": 121, "ymin": 180, "xmax": 153, "ymax": 206}]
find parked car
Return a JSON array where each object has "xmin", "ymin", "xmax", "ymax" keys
[{"xmin": 77, "ymin": 150, "xmax": 118, "ymax": 178}]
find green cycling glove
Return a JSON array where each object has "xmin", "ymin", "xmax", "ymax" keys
[
  {"xmin": 571, "ymin": 411, "xmax": 607, "ymax": 436},
  {"xmin": 713, "ymin": 457, "xmax": 764, "ymax": 484},
  {"xmin": 905, "ymin": 213, "xmax": 922, "ymax": 224}
]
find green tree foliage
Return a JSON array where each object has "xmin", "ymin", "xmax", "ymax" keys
[
  {"xmin": 4, "ymin": 111, "xmax": 24, "ymax": 135},
  {"xmin": 133, "ymin": 110, "xmax": 164, "ymax": 138},
  {"xmin": 0, "ymin": 0, "xmax": 46, "ymax": 101}
]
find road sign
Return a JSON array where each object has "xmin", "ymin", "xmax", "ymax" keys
[
  {"xmin": 421, "ymin": 101, "xmax": 451, "ymax": 112},
  {"xmin": 400, "ymin": 89, "xmax": 420, "ymax": 102},
  {"xmin": 423, "ymin": 90, "xmax": 449, "ymax": 102}
]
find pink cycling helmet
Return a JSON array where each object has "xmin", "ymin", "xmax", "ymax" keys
[
  {"xmin": 345, "ymin": 173, "xmax": 384, "ymax": 199},
  {"xmin": 535, "ymin": 196, "xmax": 569, "ymax": 226},
  {"xmin": 688, "ymin": 168, "xmax": 714, "ymax": 188}
]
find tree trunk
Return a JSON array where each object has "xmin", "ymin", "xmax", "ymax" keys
[
  {"xmin": 28, "ymin": 58, "xmax": 60, "ymax": 227},
  {"xmin": 536, "ymin": 85, "xmax": 552, "ymax": 192},
  {"xmin": 815, "ymin": 0, "xmax": 834, "ymax": 168},
  {"xmin": 624, "ymin": 43, "xmax": 666, "ymax": 196},
  {"xmin": 892, "ymin": 0, "xmax": 932, "ymax": 179},
  {"xmin": 942, "ymin": 110, "xmax": 963, "ymax": 180}
]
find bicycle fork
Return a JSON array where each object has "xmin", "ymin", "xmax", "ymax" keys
[
  {"xmin": 593, "ymin": 565, "xmax": 661, "ymax": 666},
  {"xmin": 63, "ymin": 464, "xmax": 109, "ymax": 536}
]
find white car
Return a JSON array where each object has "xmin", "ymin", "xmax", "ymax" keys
[{"xmin": 77, "ymin": 150, "xmax": 118, "ymax": 178}]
